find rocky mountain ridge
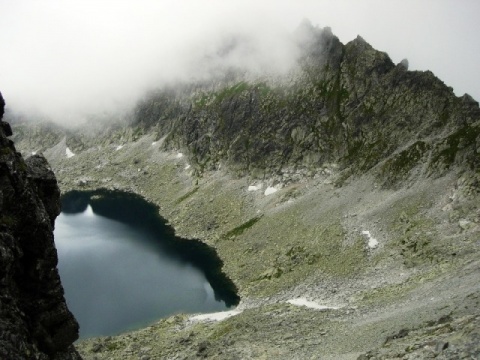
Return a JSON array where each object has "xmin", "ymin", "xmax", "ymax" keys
[
  {"xmin": 11, "ymin": 25, "xmax": 479, "ymax": 191},
  {"xmin": 133, "ymin": 25, "xmax": 479, "ymax": 188}
]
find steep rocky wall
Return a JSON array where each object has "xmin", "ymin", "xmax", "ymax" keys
[
  {"xmin": 133, "ymin": 25, "xmax": 479, "ymax": 186},
  {"xmin": 0, "ymin": 91, "xmax": 80, "ymax": 359}
]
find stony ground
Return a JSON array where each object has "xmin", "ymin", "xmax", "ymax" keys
[{"xmin": 17, "ymin": 132, "xmax": 480, "ymax": 359}]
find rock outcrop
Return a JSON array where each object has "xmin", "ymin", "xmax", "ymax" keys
[
  {"xmin": 133, "ymin": 24, "xmax": 479, "ymax": 188},
  {"xmin": 0, "ymin": 91, "xmax": 80, "ymax": 359}
]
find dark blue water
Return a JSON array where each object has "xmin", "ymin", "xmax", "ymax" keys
[{"xmin": 54, "ymin": 191, "xmax": 238, "ymax": 338}]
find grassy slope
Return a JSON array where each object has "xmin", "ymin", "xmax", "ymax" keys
[{"xmin": 33, "ymin": 131, "xmax": 479, "ymax": 359}]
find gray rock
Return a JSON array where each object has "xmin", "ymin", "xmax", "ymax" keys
[
  {"xmin": 459, "ymin": 219, "xmax": 475, "ymax": 231},
  {"xmin": 0, "ymin": 91, "xmax": 80, "ymax": 359}
]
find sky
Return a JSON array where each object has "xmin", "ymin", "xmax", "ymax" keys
[{"xmin": 0, "ymin": 0, "xmax": 479, "ymax": 124}]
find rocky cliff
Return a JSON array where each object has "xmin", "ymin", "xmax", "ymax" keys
[
  {"xmin": 134, "ymin": 24, "xmax": 479, "ymax": 188},
  {"xmin": 0, "ymin": 92, "xmax": 80, "ymax": 359}
]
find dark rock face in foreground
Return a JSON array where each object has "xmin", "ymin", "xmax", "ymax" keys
[{"xmin": 0, "ymin": 91, "xmax": 80, "ymax": 359}]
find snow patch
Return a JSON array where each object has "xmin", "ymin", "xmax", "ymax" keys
[
  {"xmin": 185, "ymin": 164, "xmax": 191, "ymax": 170},
  {"xmin": 176, "ymin": 152, "xmax": 183, "ymax": 158},
  {"xmin": 248, "ymin": 184, "xmax": 262, "ymax": 192},
  {"xmin": 287, "ymin": 298, "xmax": 338, "ymax": 310},
  {"xmin": 264, "ymin": 186, "xmax": 278, "ymax": 196},
  {"xmin": 115, "ymin": 145, "xmax": 124, "ymax": 151},
  {"xmin": 31, "ymin": 151, "xmax": 37, "ymax": 155},
  {"xmin": 361, "ymin": 230, "xmax": 379, "ymax": 249},
  {"xmin": 84, "ymin": 205, "xmax": 94, "ymax": 217},
  {"xmin": 65, "ymin": 147, "xmax": 75, "ymax": 158},
  {"xmin": 190, "ymin": 309, "xmax": 242, "ymax": 322},
  {"xmin": 151, "ymin": 141, "xmax": 157, "ymax": 146}
]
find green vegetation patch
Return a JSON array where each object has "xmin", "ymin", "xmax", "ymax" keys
[
  {"xmin": 0, "ymin": 215, "xmax": 17, "ymax": 228},
  {"xmin": 380, "ymin": 141, "xmax": 430, "ymax": 186},
  {"xmin": 430, "ymin": 124, "xmax": 480, "ymax": 171},
  {"xmin": 239, "ymin": 213, "xmax": 369, "ymax": 297},
  {"xmin": 0, "ymin": 146, "xmax": 12, "ymax": 156},
  {"xmin": 192, "ymin": 81, "xmax": 275, "ymax": 111},
  {"xmin": 175, "ymin": 187, "xmax": 199, "ymax": 204},
  {"xmin": 214, "ymin": 82, "xmax": 251, "ymax": 103},
  {"xmin": 357, "ymin": 278, "xmax": 416, "ymax": 306},
  {"xmin": 385, "ymin": 197, "xmax": 442, "ymax": 268},
  {"xmin": 315, "ymin": 226, "xmax": 367, "ymax": 276},
  {"xmin": 223, "ymin": 216, "xmax": 262, "ymax": 239},
  {"xmin": 357, "ymin": 266, "xmax": 450, "ymax": 306}
]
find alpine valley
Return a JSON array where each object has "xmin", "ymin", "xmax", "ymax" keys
[{"xmin": 2, "ymin": 23, "xmax": 480, "ymax": 359}]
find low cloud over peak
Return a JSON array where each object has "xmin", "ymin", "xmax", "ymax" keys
[{"xmin": 1, "ymin": 1, "xmax": 479, "ymax": 125}]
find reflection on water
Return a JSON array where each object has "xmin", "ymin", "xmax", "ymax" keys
[{"xmin": 55, "ymin": 205, "xmax": 228, "ymax": 338}]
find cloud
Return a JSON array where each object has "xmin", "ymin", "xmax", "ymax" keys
[{"xmin": 0, "ymin": 0, "xmax": 479, "ymax": 125}]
